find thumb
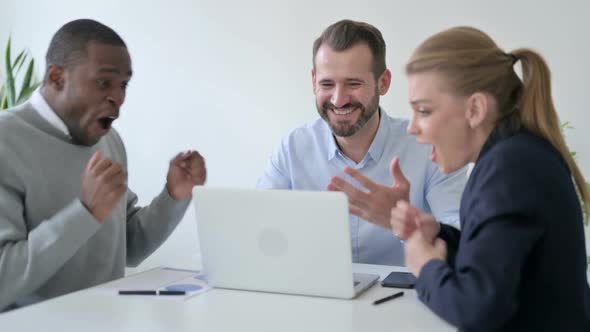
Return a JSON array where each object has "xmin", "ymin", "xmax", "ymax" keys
[{"xmin": 390, "ymin": 157, "xmax": 409, "ymax": 187}]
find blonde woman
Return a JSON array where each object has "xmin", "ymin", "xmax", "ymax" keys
[{"xmin": 390, "ymin": 27, "xmax": 590, "ymax": 331}]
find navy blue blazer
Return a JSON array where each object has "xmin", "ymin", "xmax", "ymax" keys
[{"xmin": 416, "ymin": 127, "xmax": 590, "ymax": 331}]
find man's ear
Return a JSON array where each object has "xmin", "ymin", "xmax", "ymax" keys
[
  {"xmin": 377, "ymin": 69, "xmax": 391, "ymax": 95},
  {"xmin": 465, "ymin": 92, "xmax": 490, "ymax": 128},
  {"xmin": 45, "ymin": 64, "xmax": 65, "ymax": 91}
]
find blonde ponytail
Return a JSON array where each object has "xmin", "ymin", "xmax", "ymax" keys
[{"xmin": 512, "ymin": 49, "xmax": 589, "ymax": 219}]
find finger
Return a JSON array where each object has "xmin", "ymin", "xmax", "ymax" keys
[
  {"xmin": 102, "ymin": 163, "xmax": 125, "ymax": 183},
  {"xmin": 390, "ymin": 207, "xmax": 410, "ymax": 229},
  {"xmin": 170, "ymin": 151, "xmax": 190, "ymax": 166},
  {"xmin": 86, "ymin": 151, "xmax": 103, "ymax": 172},
  {"xmin": 349, "ymin": 205, "xmax": 362, "ymax": 217},
  {"xmin": 390, "ymin": 157, "xmax": 409, "ymax": 187},
  {"xmin": 343, "ymin": 167, "xmax": 380, "ymax": 192},
  {"xmin": 186, "ymin": 152, "xmax": 206, "ymax": 171},
  {"xmin": 394, "ymin": 208, "xmax": 418, "ymax": 239},
  {"xmin": 183, "ymin": 150, "xmax": 203, "ymax": 162},
  {"xmin": 327, "ymin": 177, "xmax": 370, "ymax": 210},
  {"xmin": 190, "ymin": 167, "xmax": 205, "ymax": 180},
  {"xmin": 390, "ymin": 204, "xmax": 411, "ymax": 227},
  {"xmin": 93, "ymin": 158, "xmax": 114, "ymax": 175},
  {"xmin": 400, "ymin": 223, "xmax": 415, "ymax": 240},
  {"xmin": 188, "ymin": 150, "xmax": 204, "ymax": 161},
  {"xmin": 395, "ymin": 199, "xmax": 411, "ymax": 211},
  {"xmin": 176, "ymin": 150, "xmax": 203, "ymax": 170},
  {"xmin": 391, "ymin": 215, "xmax": 416, "ymax": 239},
  {"xmin": 349, "ymin": 204, "xmax": 370, "ymax": 220},
  {"xmin": 392, "ymin": 201, "xmax": 415, "ymax": 224}
]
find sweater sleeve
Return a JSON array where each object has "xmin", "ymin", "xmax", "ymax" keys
[
  {"xmin": 0, "ymin": 190, "xmax": 101, "ymax": 311},
  {"xmin": 124, "ymin": 187, "xmax": 190, "ymax": 267}
]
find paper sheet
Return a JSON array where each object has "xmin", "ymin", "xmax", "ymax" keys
[{"xmin": 96, "ymin": 266, "xmax": 210, "ymax": 301}]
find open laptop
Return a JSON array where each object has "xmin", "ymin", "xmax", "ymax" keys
[{"xmin": 193, "ymin": 187, "xmax": 379, "ymax": 299}]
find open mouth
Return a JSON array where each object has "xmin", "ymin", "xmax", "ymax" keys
[
  {"xmin": 98, "ymin": 115, "xmax": 117, "ymax": 130},
  {"xmin": 331, "ymin": 107, "xmax": 357, "ymax": 115}
]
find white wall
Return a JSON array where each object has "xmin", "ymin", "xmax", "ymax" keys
[{"xmin": 1, "ymin": 0, "xmax": 589, "ymax": 271}]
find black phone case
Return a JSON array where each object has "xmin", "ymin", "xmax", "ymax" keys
[{"xmin": 381, "ymin": 271, "xmax": 416, "ymax": 289}]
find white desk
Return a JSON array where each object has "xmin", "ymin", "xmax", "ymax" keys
[{"xmin": 0, "ymin": 264, "xmax": 454, "ymax": 331}]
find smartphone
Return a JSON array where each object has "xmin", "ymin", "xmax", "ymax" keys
[{"xmin": 381, "ymin": 271, "xmax": 416, "ymax": 289}]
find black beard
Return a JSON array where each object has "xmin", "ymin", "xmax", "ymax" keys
[{"xmin": 317, "ymin": 94, "xmax": 379, "ymax": 137}]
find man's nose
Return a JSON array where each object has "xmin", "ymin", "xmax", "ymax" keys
[
  {"xmin": 330, "ymin": 86, "xmax": 350, "ymax": 108},
  {"xmin": 107, "ymin": 88, "xmax": 125, "ymax": 108}
]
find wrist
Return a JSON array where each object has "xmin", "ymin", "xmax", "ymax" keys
[
  {"xmin": 165, "ymin": 182, "xmax": 190, "ymax": 201},
  {"xmin": 80, "ymin": 199, "xmax": 104, "ymax": 223},
  {"xmin": 165, "ymin": 182, "xmax": 178, "ymax": 200}
]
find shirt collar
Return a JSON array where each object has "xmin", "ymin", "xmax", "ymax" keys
[
  {"xmin": 30, "ymin": 89, "xmax": 70, "ymax": 137},
  {"xmin": 325, "ymin": 107, "xmax": 390, "ymax": 162}
]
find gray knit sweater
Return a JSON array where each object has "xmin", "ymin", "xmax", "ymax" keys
[{"xmin": 0, "ymin": 102, "xmax": 190, "ymax": 310}]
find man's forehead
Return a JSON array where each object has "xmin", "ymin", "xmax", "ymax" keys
[
  {"xmin": 314, "ymin": 44, "xmax": 373, "ymax": 75},
  {"xmin": 85, "ymin": 42, "xmax": 131, "ymax": 71},
  {"xmin": 97, "ymin": 66, "xmax": 133, "ymax": 77}
]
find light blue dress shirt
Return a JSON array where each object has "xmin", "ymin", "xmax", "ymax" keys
[{"xmin": 257, "ymin": 110, "xmax": 466, "ymax": 266}]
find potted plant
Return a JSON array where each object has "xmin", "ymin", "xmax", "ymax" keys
[{"xmin": 0, "ymin": 37, "xmax": 41, "ymax": 110}]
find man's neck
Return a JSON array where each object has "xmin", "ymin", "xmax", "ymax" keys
[{"xmin": 335, "ymin": 110, "xmax": 380, "ymax": 164}]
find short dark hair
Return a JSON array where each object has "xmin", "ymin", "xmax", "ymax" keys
[
  {"xmin": 312, "ymin": 19, "xmax": 386, "ymax": 78},
  {"xmin": 45, "ymin": 19, "xmax": 126, "ymax": 71}
]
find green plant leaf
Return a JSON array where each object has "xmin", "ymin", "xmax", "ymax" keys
[
  {"xmin": 4, "ymin": 37, "xmax": 16, "ymax": 107},
  {"xmin": 17, "ymin": 58, "xmax": 35, "ymax": 102},
  {"xmin": 2, "ymin": 36, "xmax": 40, "ymax": 109},
  {"xmin": 12, "ymin": 49, "xmax": 26, "ymax": 75},
  {"xmin": 561, "ymin": 121, "xmax": 574, "ymax": 131},
  {"xmin": 0, "ymin": 93, "xmax": 7, "ymax": 110},
  {"xmin": 16, "ymin": 82, "xmax": 40, "ymax": 105}
]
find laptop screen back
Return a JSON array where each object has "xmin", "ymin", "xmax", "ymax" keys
[{"xmin": 193, "ymin": 187, "xmax": 357, "ymax": 298}]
